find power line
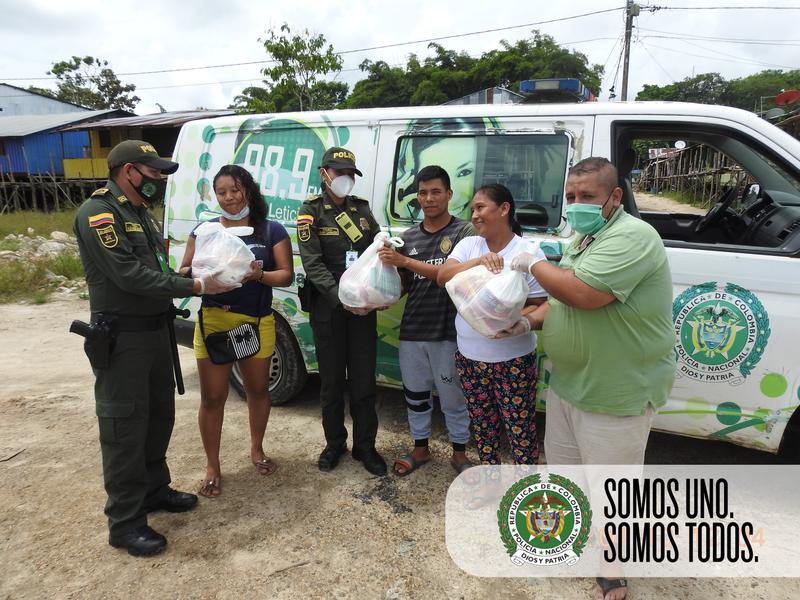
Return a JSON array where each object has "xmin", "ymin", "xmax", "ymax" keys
[
  {"xmin": 640, "ymin": 40, "xmax": 796, "ymax": 70},
  {"xmin": 638, "ymin": 26, "xmax": 800, "ymax": 44},
  {"xmin": 643, "ymin": 4, "xmax": 800, "ymax": 10},
  {"xmin": 636, "ymin": 40, "xmax": 676, "ymax": 82},
  {"xmin": 1, "ymin": 7, "xmax": 625, "ymax": 82}
]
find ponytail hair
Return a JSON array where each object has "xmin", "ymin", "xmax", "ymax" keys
[{"xmin": 475, "ymin": 183, "xmax": 522, "ymax": 235}]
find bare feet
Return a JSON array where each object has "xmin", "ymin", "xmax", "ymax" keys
[
  {"xmin": 594, "ymin": 578, "xmax": 627, "ymax": 600},
  {"xmin": 198, "ymin": 472, "xmax": 222, "ymax": 497},
  {"xmin": 253, "ymin": 456, "xmax": 278, "ymax": 476}
]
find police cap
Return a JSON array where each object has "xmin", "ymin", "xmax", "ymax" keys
[
  {"xmin": 320, "ymin": 147, "xmax": 362, "ymax": 177},
  {"xmin": 107, "ymin": 140, "xmax": 179, "ymax": 174}
]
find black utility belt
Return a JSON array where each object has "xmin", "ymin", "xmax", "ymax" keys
[{"xmin": 92, "ymin": 312, "xmax": 167, "ymax": 332}]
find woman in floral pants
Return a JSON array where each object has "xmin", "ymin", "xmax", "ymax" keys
[{"xmin": 438, "ymin": 184, "xmax": 547, "ymax": 465}]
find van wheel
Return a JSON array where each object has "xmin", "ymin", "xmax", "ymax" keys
[{"xmin": 229, "ymin": 314, "xmax": 307, "ymax": 406}]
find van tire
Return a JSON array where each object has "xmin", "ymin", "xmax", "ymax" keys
[{"xmin": 229, "ymin": 313, "xmax": 307, "ymax": 406}]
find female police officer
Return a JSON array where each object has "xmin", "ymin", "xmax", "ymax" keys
[{"xmin": 297, "ymin": 147, "xmax": 387, "ymax": 476}]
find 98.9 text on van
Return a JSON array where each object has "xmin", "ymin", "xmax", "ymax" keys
[{"xmin": 602, "ymin": 478, "xmax": 761, "ymax": 564}]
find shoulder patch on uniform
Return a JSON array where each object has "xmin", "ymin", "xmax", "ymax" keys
[
  {"xmin": 117, "ymin": 194, "xmax": 128, "ymax": 204},
  {"xmin": 124, "ymin": 222, "xmax": 144, "ymax": 233},
  {"xmin": 90, "ymin": 187, "xmax": 109, "ymax": 198},
  {"xmin": 306, "ymin": 194, "xmax": 322, "ymax": 202},
  {"xmin": 88, "ymin": 212, "xmax": 114, "ymax": 228},
  {"xmin": 96, "ymin": 224, "xmax": 118, "ymax": 248},
  {"xmin": 296, "ymin": 214, "xmax": 314, "ymax": 225},
  {"xmin": 298, "ymin": 223, "xmax": 311, "ymax": 242}
]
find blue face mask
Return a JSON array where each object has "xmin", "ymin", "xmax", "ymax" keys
[
  {"xmin": 220, "ymin": 205, "xmax": 250, "ymax": 221},
  {"xmin": 565, "ymin": 191, "xmax": 614, "ymax": 235}
]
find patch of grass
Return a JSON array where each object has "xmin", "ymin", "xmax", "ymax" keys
[
  {"xmin": 0, "ymin": 260, "xmax": 50, "ymax": 303},
  {"xmin": 0, "ymin": 238, "xmax": 21, "ymax": 251},
  {"xmin": 0, "ymin": 251, "xmax": 84, "ymax": 304},
  {"xmin": 0, "ymin": 209, "xmax": 79, "ymax": 238},
  {"xmin": 45, "ymin": 252, "xmax": 84, "ymax": 280},
  {"xmin": 659, "ymin": 190, "xmax": 710, "ymax": 209}
]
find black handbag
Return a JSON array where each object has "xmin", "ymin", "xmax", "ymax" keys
[{"xmin": 199, "ymin": 305, "xmax": 262, "ymax": 365}]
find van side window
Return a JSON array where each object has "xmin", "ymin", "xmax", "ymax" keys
[
  {"xmin": 615, "ymin": 123, "xmax": 800, "ymax": 255},
  {"xmin": 391, "ymin": 133, "xmax": 571, "ymax": 231}
]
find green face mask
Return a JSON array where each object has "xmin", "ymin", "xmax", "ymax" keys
[
  {"xmin": 565, "ymin": 192, "xmax": 614, "ymax": 235},
  {"xmin": 131, "ymin": 166, "xmax": 167, "ymax": 204}
]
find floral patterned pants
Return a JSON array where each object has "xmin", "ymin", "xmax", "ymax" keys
[{"xmin": 454, "ymin": 351, "xmax": 539, "ymax": 465}]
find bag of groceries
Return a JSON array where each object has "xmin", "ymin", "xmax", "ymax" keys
[
  {"xmin": 191, "ymin": 221, "xmax": 255, "ymax": 286},
  {"xmin": 445, "ymin": 265, "xmax": 528, "ymax": 337},
  {"xmin": 338, "ymin": 232, "xmax": 403, "ymax": 309}
]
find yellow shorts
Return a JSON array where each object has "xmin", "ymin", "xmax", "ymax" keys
[{"xmin": 193, "ymin": 308, "xmax": 276, "ymax": 360}]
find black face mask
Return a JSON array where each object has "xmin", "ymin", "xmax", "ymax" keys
[{"xmin": 131, "ymin": 166, "xmax": 167, "ymax": 204}]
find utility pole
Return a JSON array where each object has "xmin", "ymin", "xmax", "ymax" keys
[{"xmin": 621, "ymin": 1, "xmax": 640, "ymax": 101}]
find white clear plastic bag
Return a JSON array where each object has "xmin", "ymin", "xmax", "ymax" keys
[
  {"xmin": 445, "ymin": 265, "xmax": 528, "ymax": 337},
  {"xmin": 338, "ymin": 232, "xmax": 403, "ymax": 309},
  {"xmin": 191, "ymin": 221, "xmax": 255, "ymax": 286}
]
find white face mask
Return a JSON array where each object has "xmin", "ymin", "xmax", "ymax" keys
[
  {"xmin": 220, "ymin": 205, "xmax": 250, "ymax": 221},
  {"xmin": 326, "ymin": 172, "xmax": 355, "ymax": 198}
]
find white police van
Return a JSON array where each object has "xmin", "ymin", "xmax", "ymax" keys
[{"xmin": 164, "ymin": 101, "xmax": 800, "ymax": 458}]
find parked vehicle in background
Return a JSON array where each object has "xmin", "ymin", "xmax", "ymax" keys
[{"xmin": 164, "ymin": 102, "xmax": 800, "ymax": 458}]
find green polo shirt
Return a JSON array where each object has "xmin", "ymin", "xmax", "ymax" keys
[{"xmin": 540, "ymin": 208, "xmax": 676, "ymax": 416}]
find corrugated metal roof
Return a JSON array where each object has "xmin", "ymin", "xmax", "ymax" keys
[
  {"xmin": 0, "ymin": 109, "xmax": 126, "ymax": 137},
  {"xmin": 62, "ymin": 109, "xmax": 237, "ymax": 130}
]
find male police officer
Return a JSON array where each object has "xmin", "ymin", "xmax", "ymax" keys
[
  {"xmin": 297, "ymin": 147, "xmax": 387, "ymax": 476},
  {"xmin": 74, "ymin": 140, "xmax": 236, "ymax": 556}
]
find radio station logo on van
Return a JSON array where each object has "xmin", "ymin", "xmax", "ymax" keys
[
  {"xmin": 672, "ymin": 282, "xmax": 770, "ymax": 385},
  {"xmin": 498, "ymin": 473, "xmax": 591, "ymax": 567}
]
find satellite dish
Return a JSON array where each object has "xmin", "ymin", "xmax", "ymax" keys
[
  {"xmin": 776, "ymin": 90, "xmax": 800, "ymax": 106},
  {"xmin": 764, "ymin": 107, "xmax": 785, "ymax": 120}
]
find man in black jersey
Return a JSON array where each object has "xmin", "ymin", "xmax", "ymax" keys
[{"xmin": 378, "ymin": 165, "xmax": 475, "ymax": 476}]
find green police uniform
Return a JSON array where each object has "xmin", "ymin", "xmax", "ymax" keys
[
  {"xmin": 297, "ymin": 189, "xmax": 382, "ymax": 452},
  {"xmin": 74, "ymin": 179, "xmax": 195, "ymax": 538}
]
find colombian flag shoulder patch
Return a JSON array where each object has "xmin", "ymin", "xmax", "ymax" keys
[{"xmin": 88, "ymin": 212, "xmax": 114, "ymax": 228}]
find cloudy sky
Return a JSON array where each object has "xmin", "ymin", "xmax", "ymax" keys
[{"xmin": 1, "ymin": 0, "xmax": 799, "ymax": 114}]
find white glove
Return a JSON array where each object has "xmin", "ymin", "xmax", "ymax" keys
[
  {"xmin": 196, "ymin": 269, "xmax": 242, "ymax": 295},
  {"xmin": 510, "ymin": 244, "xmax": 547, "ymax": 274},
  {"xmin": 492, "ymin": 317, "xmax": 531, "ymax": 339}
]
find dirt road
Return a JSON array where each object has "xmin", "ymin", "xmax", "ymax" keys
[{"xmin": 0, "ymin": 298, "xmax": 795, "ymax": 599}]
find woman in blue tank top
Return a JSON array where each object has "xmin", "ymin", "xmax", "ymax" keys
[{"xmin": 180, "ymin": 165, "xmax": 293, "ymax": 497}]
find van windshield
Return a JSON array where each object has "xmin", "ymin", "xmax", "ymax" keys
[{"xmin": 391, "ymin": 132, "xmax": 571, "ymax": 230}]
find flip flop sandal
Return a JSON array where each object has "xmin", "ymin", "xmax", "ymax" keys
[
  {"xmin": 253, "ymin": 457, "xmax": 278, "ymax": 476},
  {"xmin": 198, "ymin": 476, "xmax": 222, "ymax": 498},
  {"xmin": 596, "ymin": 577, "xmax": 627, "ymax": 600},
  {"xmin": 451, "ymin": 459, "xmax": 483, "ymax": 487},
  {"xmin": 392, "ymin": 454, "xmax": 430, "ymax": 477}
]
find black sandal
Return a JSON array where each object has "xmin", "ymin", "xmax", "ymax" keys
[{"xmin": 596, "ymin": 577, "xmax": 627, "ymax": 599}]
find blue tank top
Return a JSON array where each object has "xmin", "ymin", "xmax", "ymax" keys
[{"xmin": 191, "ymin": 219, "xmax": 289, "ymax": 317}]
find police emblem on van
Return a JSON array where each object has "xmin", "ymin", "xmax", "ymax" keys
[{"xmin": 672, "ymin": 282, "xmax": 770, "ymax": 385}]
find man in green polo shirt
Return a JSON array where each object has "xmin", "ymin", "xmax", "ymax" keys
[{"xmin": 510, "ymin": 157, "xmax": 675, "ymax": 600}]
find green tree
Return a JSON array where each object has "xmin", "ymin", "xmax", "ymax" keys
[
  {"xmin": 47, "ymin": 56, "xmax": 139, "ymax": 111},
  {"xmin": 261, "ymin": 23, "xmax": 343, "ymax": 111},
  {"xmin": 342, "ymin": 31, "xmax": 603, "ymax": 109},
  {"xmin": 722, "ymin": 69, "xmax": 800, "ymax": 112},
  {"xmin": 27, "ymin": 85, "xmax": 57, "ymax": 99},
  {"xmin": 230, "ymin": 83, "xmax": 276, "ymax": 113},
  {"xmin": 230, "ymin": 79, "xmax": 347, "ymax": 114},
  {"xmin": 637, "ymin": 73, "xmax": 729, "ymax": 105},
  {"xmin": 345, "ymin": 60, "xmax": 412, "ymax": 108}
]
